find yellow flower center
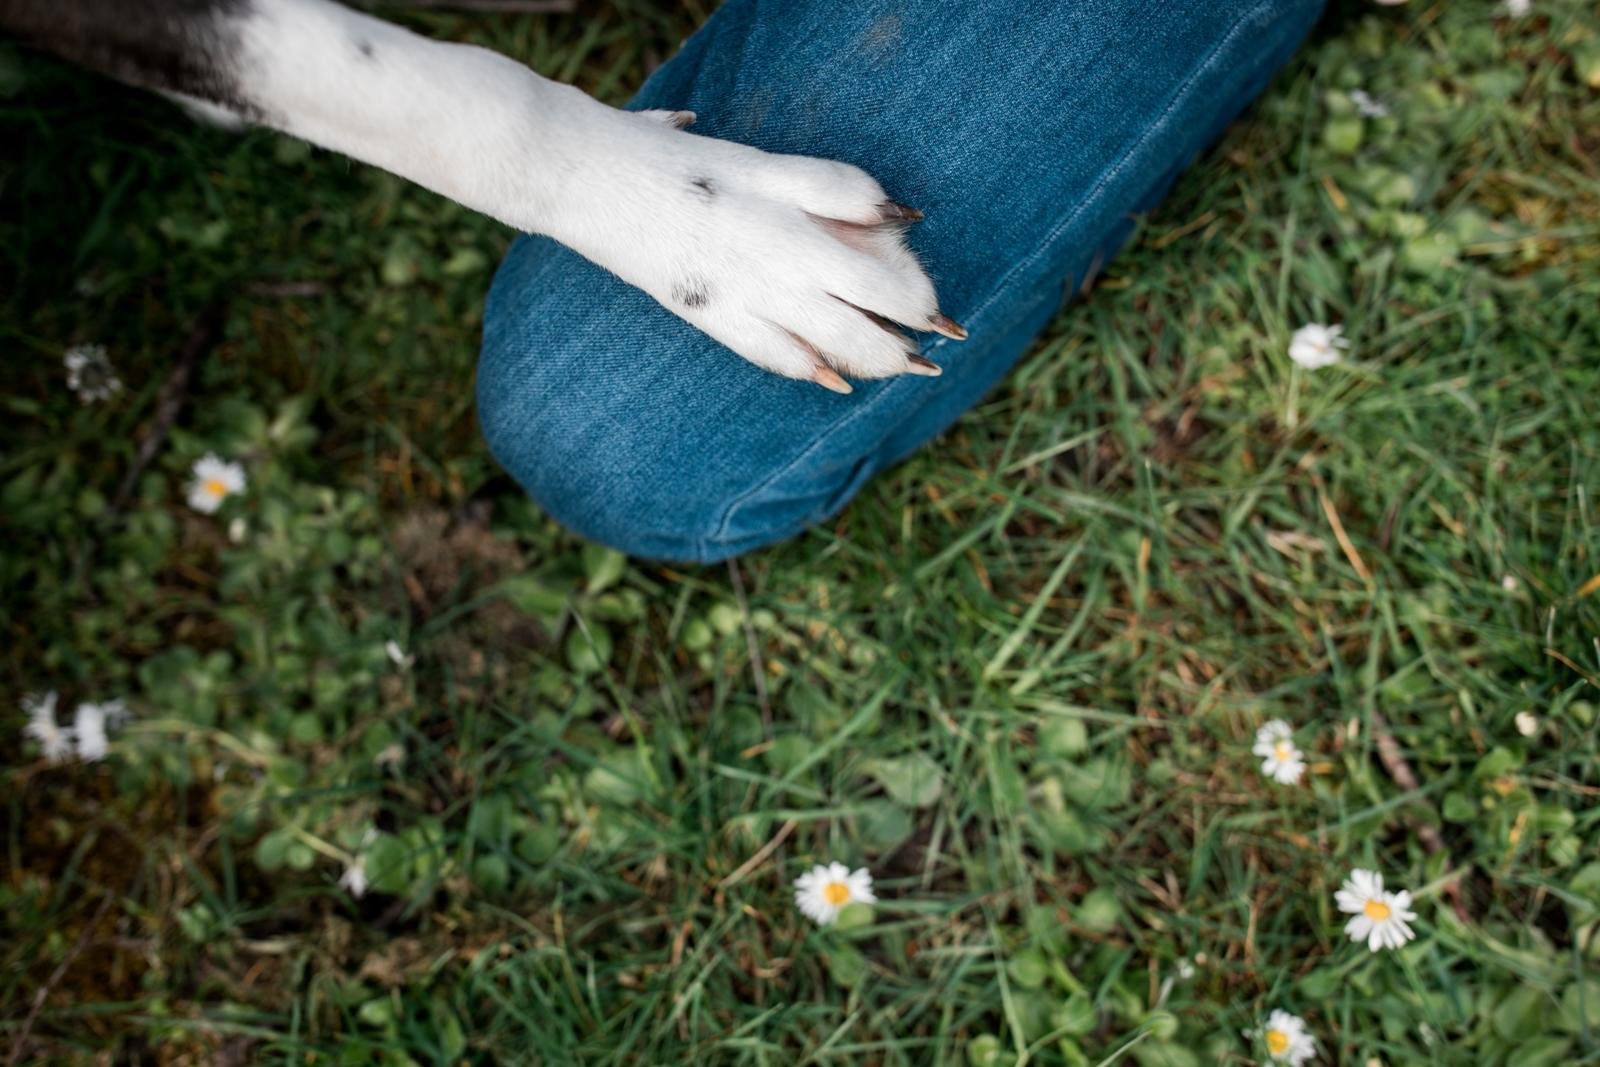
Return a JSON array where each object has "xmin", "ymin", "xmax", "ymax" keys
[
  {"xmin": 822, "ymin": 881, "xmax": 852, "ymax": 906},
  {"xmin": 203, "ymin": 478, "xmax": 228, "ymax": 498},
  {"xmin": 1364, "ymin": 899, "xmax": 1391, "ymax": 921},
  {"xmin": 1266, "ymin": 1029, "xmax": 1290, "ymax": 1055},
  {"xmin": 1273, "ymin": 741, "xmax": 1292, "ymax": 761}
]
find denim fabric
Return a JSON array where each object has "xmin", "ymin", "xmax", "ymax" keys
[{"xmin": 479, "ymin": 0, "xmax": 1325, "ymax": 563}]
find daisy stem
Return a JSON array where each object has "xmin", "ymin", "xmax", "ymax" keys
[
  {"xmin": 1090, "ymin": 1026, "xmax": 1151, "ymax": 1067},
  {"xmin": 125, "ymin": 718, "xmax": 274, "ymax": 766},
  {"xmin": 1049, "ymin": 958, "xmax": 1088, "ymax": 997},
  {"xmin": 1286, "ymin": 363, "xmax": 1300, "ymax": 430},
  {"xmin": 1395, "ymin": 952, "xmax": 1447, "ymax": 1067},
  {"xmin": 289, "ymin": 825, "xmax": 353, "ymax": 864}
]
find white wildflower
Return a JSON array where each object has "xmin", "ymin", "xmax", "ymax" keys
[
  {"xmin": 794, "ymin": 862, "xmax": 875, "ymax": 926},
  {"xmin": 1335, "ymin": 868, "xmax": 1418, "ymax": 951},
  {"xmin": 1289, "ymin": 323, "xmax": 1350, "ymax": 370},
  {"xmin": 187, "ymin": 453, "xmax": 246, "ymax": 514},
  {"xmin": 63, "ymin": 344, "xmax": 123, "ymax": 403},
  {"xmin": 22, "ymin": 691, "xmax": 74, "ymax": 762},
  {"xmin": 384, "ymin": 640, "xmax": 415, "ymax": 670},
  {"xmin": 1260, "ymin": 1009, "xmax": 1317, "ymax": 1065},
  {"xmin": 1349, "ymin": 89, "xmax": 1389, "ymax": 118},
  {"xmin": 73, "ymin": 702, "xmax": 114, "ymax": 761},
  {"xmin": 339, "ymin": 856, "xmax": 369, "ymax": 898},
  {"xmin": 1253, "ymin": 719, "xmax": 1307, "ymax": 785},
  {"xmin": 339, "ymin": 829, "xmax": 380, "ymax": 898}
]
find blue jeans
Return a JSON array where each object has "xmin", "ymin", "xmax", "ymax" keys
[{"xmin": 479, "ymin": 0, "xmax": 1324, "ymax": 563}]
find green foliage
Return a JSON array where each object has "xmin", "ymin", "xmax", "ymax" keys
[{"xmin": 4, "ymin": 1, "xmax": 1600, "ymax": 1063}]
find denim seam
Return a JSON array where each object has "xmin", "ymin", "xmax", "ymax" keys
[{"xmin": 702, "ymin": 0, "xmax": 1284, "ymax": 555}]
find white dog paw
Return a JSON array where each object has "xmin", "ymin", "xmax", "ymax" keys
[{"xmin": 554, "ymin": 109, "xmax": 964, "ymax": 392}]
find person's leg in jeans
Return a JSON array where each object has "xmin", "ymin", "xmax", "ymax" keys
[{"xmin": 478, "ymin": 0, "xmax": 1324, "ymax": 563}]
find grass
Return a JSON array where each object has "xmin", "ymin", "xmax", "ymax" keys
[{"xmin": 3, "ymin": 0, "xmax": 1600, "ymax": 1063}]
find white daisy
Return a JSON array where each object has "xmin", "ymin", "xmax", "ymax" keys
[
  {"xmin": 794, "ymin": 861, "xmax": 875, "ymax": 926},
  {"xmin": 1348, "ymin": 89, "xmax": 1389, "ymax": 119},
  {"xmin": 1253, "ymin": 720, "xmax": 1307, "ymax": 785},
  {"xmin": 62, "ymin": 343, "xmax": 123, "ymax": 403},
  {"xmin": 73, "ymin": 702, "xmax": 114, "ymax": 761},
  {"xmin": 1288, "ymin": 323, "xmax": 1349, "ymax": 370},
  {"xmin": 385, "ymin": 640, "xmax": 415, "ymax": 670},
  {"xmin": 22, "ymin": 691, "xmax": 74, "ymax": 762},
  {"xmin": 1260, "ymin": 1009, "xmax": 1317, "ymax": 1065},
  {"xmin": 1335, "ymin": 868, "xmax": 1418, "ymax": 951},
  {"xmin": 339, "ymin": 829, "xmax": 379, "ymax": 898},
  {"xmin": 187, "ymin": 454, "xmax": 247, "ymax": 514},
  {"xmin": 339, "ymin": 856, "xmax": 369, "ymax": 898}
]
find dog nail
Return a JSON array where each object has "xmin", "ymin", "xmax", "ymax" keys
[
  {"xmin": 669, "ymin": 110, "xmax": 696, "ymax": 128},
  {"xmin": 905, "ymin": 355, "xmax": 942, "ymax": 376},
  {"xmin": 928, "ymin": 313, "xmax": 968, "ymax": 341},
  {"xmin": 812, "ymin": 366, "xmax": 853, "ymax": 394},
  {"xmin": 880, "ymin": 200, "xmax": 923, "ymax": 222}
]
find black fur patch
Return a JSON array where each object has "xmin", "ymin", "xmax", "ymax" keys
[
  {"xmin": 689, "ymin": 176, "xmax": 717, "ymax": 200},
  {"xmin": 671, "ymin": 278, "xmax": 710, "ymax": 309},
  {"xmin": 0, "ymin": 0, "xmax": 264, "ymax": 120}
]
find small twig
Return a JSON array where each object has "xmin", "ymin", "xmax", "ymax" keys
[
  {"xmin": 1544, "ymin": 647, "xmax": 1600, "ymax": 688},
  {"xmin": 111, "ymin": 303, "xmax": 227, "ymax": 512},
  {"xmin": 243, "ymin": 280, "xmax": 328, "ymax": 298},
  {"xmin": 1311, "ymin": 472, "xmax": 1373, "ymax": 583},
  {"xmin": 718, "ymin": 818, "xmax": 797, "ymax": 889},
  {"xmin": 726, "ymin": 557, "xmax": 784, "ymax": 881},
  {"xmin": 71, "ymin": 304, "xmax": 226, "ymax": 596},
  {"xmin": 1369, "ymin": 709, "xmax": 1472, "ymax": 924},
  {"xmin": 7, "ymin": 893, "xmax": 115, "ymax": 1066},
  {"xmin": 1529, "ymin": 775, "xmax": 1600, "ymax": 797},
  {"xmin": 726, "ymin": 558, "xmax": 772, "ymax": 734},
  {"xmin": 1377, "ymin": 472, "xmax": 1422, "ymax": 552}
]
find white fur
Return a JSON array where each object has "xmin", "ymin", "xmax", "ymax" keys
[{"xmin": 227, "ymin": 0, "xmax": 941, "ymax": 383}]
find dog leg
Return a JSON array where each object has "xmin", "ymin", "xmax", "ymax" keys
[{"xmin": 3, "ymin": 0, "xmax": 956, "ymax": 385}]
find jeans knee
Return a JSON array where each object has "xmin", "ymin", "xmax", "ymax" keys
[
  {"xmin": 476, "ymin": 237, "xmax": 852, "ymax": 563},
  {"xmin": 477, "ymin": 373, "xmax": 836, "ymax": 563},
  {"xmin": 476, "ymin": 346, "xmax": 715, "ymax": 562}
]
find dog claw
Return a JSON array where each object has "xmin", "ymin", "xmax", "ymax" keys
[
  {"xmin": 927, "ymin": 313, "xmax": 968, "ymax": 341},
  {"xmin": 905, "ymin": 355, "xmax": 942, "ymax": 376},
  {"xmin": 879, "ymin": 200, "xmax": 924, "ymax": 222},
  {"xmin": 812, "ymin": 366, "xmax": 853, "ymax": 394},
  {"xmin": 667, "ymin": 110, "xmax": 697, "ymax": 129}
]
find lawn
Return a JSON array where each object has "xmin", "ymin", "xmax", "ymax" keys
[{"xmin": 3, "ymin": 0, "xmax": 1600, "ymax": 1063}]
